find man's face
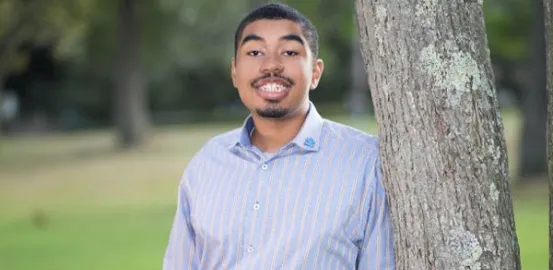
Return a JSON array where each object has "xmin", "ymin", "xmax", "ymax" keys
[{"xmin": 231, "ymin": 19, "xmax": 324, "ymax": 119}]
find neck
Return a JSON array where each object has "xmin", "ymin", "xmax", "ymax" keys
[{"xmin": 250, "ymin": 103, "xmax": 309, "ymax": 153}]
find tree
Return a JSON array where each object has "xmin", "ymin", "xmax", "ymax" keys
[
  {"xmin": 354, "ymin": 1, "xmax": 521, "ymax": 269},
  {"xmin": 348, "ymin": 18, "xmax": 370, "ymax": 116},
  {"xmin": 518, "ymin": 0, "xmax": 547, "ymax": 180},
  {"xmin": 0, "ymin": 0, "xmax": 57, "ymax": 132},
  {"xmin": 543, "ymin": 0, "xmax": 553, "ymax": 267},
  {"xmin": 0, "ymin": 0, "xmax": 91, "ymax": 133},
  {"xmin": 112, "ymin": 0, "xmax": 149, "ymax": 148}
]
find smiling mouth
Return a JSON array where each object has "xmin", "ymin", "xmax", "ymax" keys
[
  {"xmin": 255, "ymin": 82, "xmax": 291, "ymax": 101},
  {"xmin": 259, "ymin": 83, "xmax": 287, "ymax": 93},
  {"xmin": 250, "ymin": 74, "xmax": 294, "ymax": 101}
]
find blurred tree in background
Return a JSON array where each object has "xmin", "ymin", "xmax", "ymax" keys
[
  {"xmin": 485, "ymin": 0, "xmax": 547, "ymax": 181},
  {"xmin": 0, "ymin": 0, "xmax": 88, "ymax": 133},
  {"xmin": 0, "ymin": 0, "xmax": 548, "ymax": 180}
]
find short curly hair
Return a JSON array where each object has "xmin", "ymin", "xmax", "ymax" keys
[{"xmin": 234, "ymin": 2, "xmax": 319, "ymax": 59}]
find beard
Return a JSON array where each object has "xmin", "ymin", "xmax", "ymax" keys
[{"xmin": 255, "ymin": 101, "xmax": 290, "ymax": 118}]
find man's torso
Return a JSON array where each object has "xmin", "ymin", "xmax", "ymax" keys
[{"xmin": 183, "ymin": 119, "xmax": 379, "ymax": 269}]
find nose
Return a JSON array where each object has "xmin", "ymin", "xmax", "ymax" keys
[{"xmin": 260, "ymin": 54, "xmax": 284, "ymax": 74}]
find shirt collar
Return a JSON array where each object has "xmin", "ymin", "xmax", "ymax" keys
[{"xmin": 229, "ymin": 102, "xmax": 324, "ymax": 152}]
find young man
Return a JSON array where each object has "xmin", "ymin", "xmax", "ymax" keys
[{"xmin": 163, "ymin": 3, "xmax": 395, "ymax": 269}]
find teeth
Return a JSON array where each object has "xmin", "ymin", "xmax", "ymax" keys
[{"xmin": 259, "ymin": 83, "xmax": 286, "ymax": 93}]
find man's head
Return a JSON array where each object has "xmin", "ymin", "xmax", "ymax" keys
[
  {"xmin": 234, "ymin": 3, "xmax": 319, "ymax": 60},
  {"xmin": 231, "ymin": 3, "xmax": 324, "ymax": 120}
]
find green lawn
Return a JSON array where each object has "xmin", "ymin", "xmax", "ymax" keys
[{"xmin": 0, "ymin": 110, "xmax": 546, "ymax": 269}]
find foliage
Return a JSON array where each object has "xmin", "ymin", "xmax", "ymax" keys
[
  {"xmin": 484, "ymin": 0, "xmax": 531, "ymax": 63},
  {"xmin": 0, "ymin": 0, "xmax": 89, "ymax": 72}
]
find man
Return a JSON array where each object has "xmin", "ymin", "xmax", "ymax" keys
[{"xmin": 163, "ymin": 3, "xmax": 394, "ymax": 269}]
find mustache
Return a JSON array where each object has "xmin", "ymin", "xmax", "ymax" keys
[{"xmin": 251, "ymin": 73, "xmax": 294, "ymax": 88}]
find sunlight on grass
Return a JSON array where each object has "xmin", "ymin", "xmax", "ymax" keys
[{"xmin": 0, "ymin": 109, "xmax": 545, "ymax": 270}]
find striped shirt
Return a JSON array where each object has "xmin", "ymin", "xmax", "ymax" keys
[{"xmin": 163, "ymin": 103, "xmax": 395, "ymax": 269}]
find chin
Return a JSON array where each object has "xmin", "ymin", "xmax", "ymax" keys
[{"xmin": 255, "ymin": 104, "xmax": 290, "ymax": 119}]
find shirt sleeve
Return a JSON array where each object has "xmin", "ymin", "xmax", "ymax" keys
[
  {"xmin": 357, "ymin": 154, "xmax": 395, "ymax": 270},
  {"xmin": 163, "ymin": 168, "xmax": 199, "ymax": 270}
]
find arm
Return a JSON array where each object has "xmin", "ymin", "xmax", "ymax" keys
[
  {"xmin": 357, "ymin": 155, "xmax": 395, "ymax": 270},
  {"xmin": 163, "ymin": 170, "xmax": 199, "ymax": 270}
]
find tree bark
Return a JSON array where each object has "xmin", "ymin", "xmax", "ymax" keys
[
  {"xmin": 355, "ymin": 1, "xmax": 521, "ymax": 269},
  {"xmin": 519, "ymin": 0, "xmax": 548, "ymax": 180},
  {"xmin": 543, "ymin": 0, "xmax": 553, "ymax": 268},
  {"xmin": 114, "ymin": 0, "xmax": 149, "ymax": 148}
]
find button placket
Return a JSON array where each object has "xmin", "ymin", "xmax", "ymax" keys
[{"xmin": 243, "ymin": 161, "xmax": 270, "ymax": 255}]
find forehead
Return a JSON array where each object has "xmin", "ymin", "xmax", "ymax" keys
[{"xmin": 241, "ymin": 19, "xmax": 305, "ymax": 41}]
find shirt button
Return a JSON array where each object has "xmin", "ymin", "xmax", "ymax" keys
[
  {"xmin": 247, "ymin": 246, "xmax": 254, "ymax": 253},
  {"xmin": 253, "ymin": 203, "xmax": 260, "ymax": 210},
  {"xmin": 261, "ymin": 164, "xmax": 268, "ymax": 170}
]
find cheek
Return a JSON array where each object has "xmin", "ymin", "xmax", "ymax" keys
[
  {"xmin": 293, "ymin": 63, "xmax": 313, "ymax": 85},
  {"xmin": 235, "ymin": 67, "xmax": 255, "ymax": 87}
]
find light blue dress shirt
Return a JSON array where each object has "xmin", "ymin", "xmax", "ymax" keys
[{"xmin": 163, "ymin": 103, "xmax": 395, "ymax": 269}]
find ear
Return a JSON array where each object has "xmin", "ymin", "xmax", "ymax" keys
[
  {"xmin": 231, "ymin": 57, "xmax": 237, "ymax": 88},
  {"xmin": 310, "ymin": 59, "xmax": 324, "ymax": 90}
]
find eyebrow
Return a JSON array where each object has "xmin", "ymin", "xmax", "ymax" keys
[
  {"xmin": 241, "ymin": 34, "xmax": 263, "ymax": 46},
  {"xmin": 280, "ymin": 34, "xmax": 304, "ymax": 45},
  {"xmin": 240, "ymin": 33, "xmax": 305, "ymax": 47}
]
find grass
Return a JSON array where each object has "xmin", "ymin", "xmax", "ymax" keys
[{"xmin": 0, "ymin": 109, "xmax": 546, "ymax": 269}]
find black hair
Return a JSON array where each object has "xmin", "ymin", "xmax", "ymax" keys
[{"xmin": 234, "ymin": 2, "xmax": 319, "ymax": 59}]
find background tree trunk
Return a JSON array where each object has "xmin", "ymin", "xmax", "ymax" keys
[
  {"xmin": 0, "ymin": 71, "xmax": 3, "ymax": 137},
  {"xmin": 518, "ymin": 0, "xmax": 548, "ymax": 180},
  {"xmin": 113, "ymin": 0, "xmax": 149, "ymax": 148},
  {"xmin": 543, "ymin": 0, "xmax": 553, "ymax": 268},
  {"xmin": 354, "ymin": 1, "xmax": 521, "ymax": 269},
  {"xmin": 348, "ymin": 21, "xmax": 369, "ymax": 116}
]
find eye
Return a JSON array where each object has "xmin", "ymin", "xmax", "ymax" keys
[
  {"xmin": 283, "ymin": 51, "xmax": 298, "ymax": 56},
  {"xmin": 247, "ymin": 50, "xmax": 263, "ymax": 56}
]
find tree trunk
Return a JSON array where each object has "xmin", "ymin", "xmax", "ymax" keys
[
  {"xmin": 348, "ymin": 27, "xmax": 370, "ymax": 116},
  {"xmin": 0, "ymin": 72, "xmax": 3, "ymax": 137},
  {"xmin": 355, "ymin": 1, "xmax": 521, "ymax": 269},
  {"xmin": 114, "ymin": 0, "xmax": 149, "ymax": 148},
  {"xmin": 519, "ymin": 0, "xmax": 548, "ymax": 180},
  {"xmin": 543, "ymin": 0, "xmax": 553, "ymax": 268}
]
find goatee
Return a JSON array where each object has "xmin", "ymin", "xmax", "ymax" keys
[{"xmin": 256, "ymin": 106, "xmax": 289, "ymax": 118}]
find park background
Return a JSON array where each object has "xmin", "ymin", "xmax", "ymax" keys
[{"xmin": 0, "ymin": 0, "xmax": 547, "ymax": 269}]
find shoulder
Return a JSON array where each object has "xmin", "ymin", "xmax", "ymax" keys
[
  {"xmin": 322, "ymin": 119, "xmax": 380, "ymax": 155},
  {"xmin": 321, "ymin": 120, "xmax": 381, "ymax": 179},
  {"xmin": 202, "ymin": 127, "xmax": 242, "ymax": 151},
  {"xmin": 322, "ymin": 120, "xmax": 387, "ymax": 193},
  {"xmin": 179, "ymin": 127, "xmax": 241, "ymax": 175}
]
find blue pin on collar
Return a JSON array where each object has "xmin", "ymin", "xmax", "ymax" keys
[{"xmin": 304, "ymin": 137, "xmax": 315, "ymax": 148}]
